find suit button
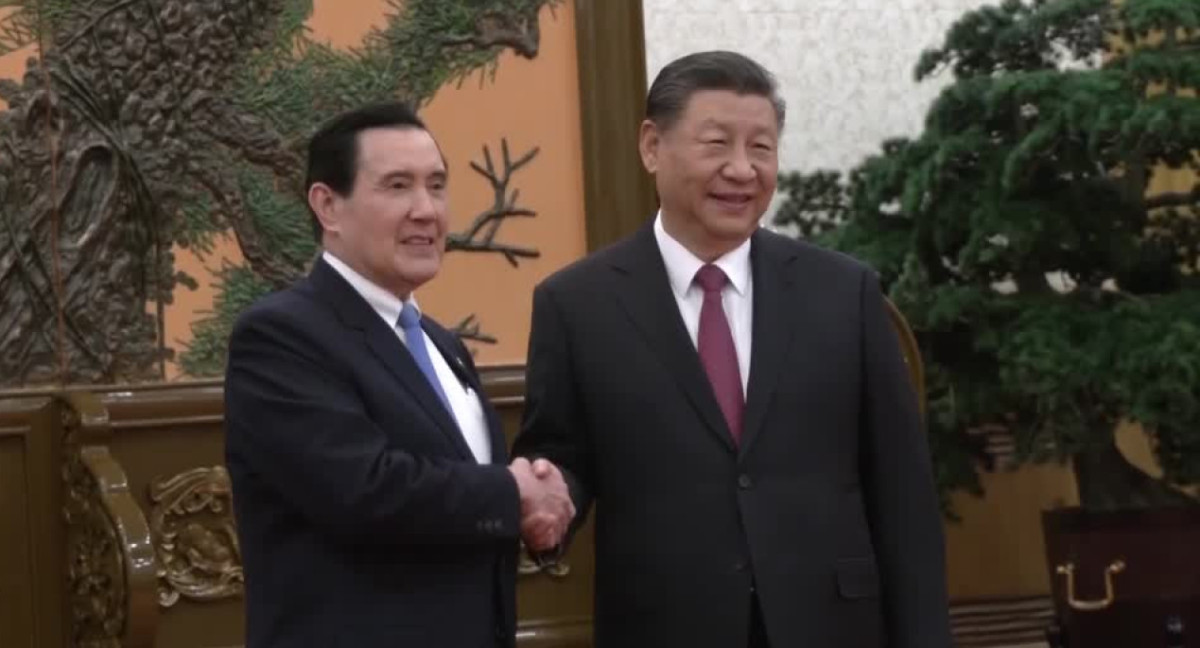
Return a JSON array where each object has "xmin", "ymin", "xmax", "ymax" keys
[
  {"xmin": 734, "ymin": 559, "xmax": 749, "ymax": 573},
  {"xmin": 738, "ymin": 474, "xmax": 753, "ymax": 489}
]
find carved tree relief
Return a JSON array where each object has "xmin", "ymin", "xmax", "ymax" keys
[{"xmin": 0, "ymin": 0, "xmax": 560, "ymax": 385}]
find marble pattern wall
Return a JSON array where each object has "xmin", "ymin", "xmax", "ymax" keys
[{"xmin": 643, "ymin": 0, "xmax": 994, "ymax": 177}]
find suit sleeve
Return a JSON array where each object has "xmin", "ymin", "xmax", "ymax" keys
[
  {"xmin": 858, "ymin": 270, "xmax": 954, "ymax": 648},
  {"xmin": 224, "ymin": 306, "xmax": 521, "ymax": 546},
  {"xmin": 511, "ymin": 282, "xmax": 593, "ymax": 542}
]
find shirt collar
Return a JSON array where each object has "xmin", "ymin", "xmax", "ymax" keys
[
  {"xmin": 322, "ymin": 251, "xmax": 419, "ymax": 329},
  {"xmin": 652, "ymin": 211, "xmax": 752, "ymax": 299}
]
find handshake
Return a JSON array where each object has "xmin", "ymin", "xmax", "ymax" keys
[{"xmin": 508, "ymin": 457, "xmax": 575, "ymax": 552}]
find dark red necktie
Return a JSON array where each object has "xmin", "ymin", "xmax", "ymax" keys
[{"xmin": 694, "ymin": 264, "xmax": 743, "ymax": 444}]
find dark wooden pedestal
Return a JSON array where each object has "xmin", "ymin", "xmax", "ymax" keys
[{"xmin": 1043, "ymin": 506, "xmax": 1200, "ymax": 648}]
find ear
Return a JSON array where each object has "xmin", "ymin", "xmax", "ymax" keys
[
  {"xmin": 638, "ymin": 119, "xmax": 662, "ymax": 174},
  {"xmin": 308, "ymin": 183, "xmax": 341, "ymax": 236}
]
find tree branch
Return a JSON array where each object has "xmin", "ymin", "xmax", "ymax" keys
[
  {"xmin": 450, "ymin": 314, "xmax": 498, "ymax": 353},
  {"xmin": 190, "ymin": 164, "xmax": 298, "ymax": 289},
  {"xmin": 57, "ymin": 0, "xmax": 140, "ymax": 51},
  {"xmin": 446, "ymin": 137, "xmax": 541, "ymax": 267},
  {"xmin": 449, "ymin": 239, "xmax": 539, "ymax": 267},
  {"xmin": 198, "ymin": 101, "xmax": 301, "ymax": 184},
  {"xmin": 0, "ymin": 197, "xmax": 108, "ymax": 372},
  {"xmin": 439, "ymin": 11, "xmax": 540, "ymax": 58}
]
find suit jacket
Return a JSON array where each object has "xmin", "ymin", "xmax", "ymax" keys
[
  {"xmin": 512, "ymin": 224, "xmax": 952, "ymax": 648},
  {"xmin": 225, "ymin": 258, "xmax": 520, "ymax": 648}
]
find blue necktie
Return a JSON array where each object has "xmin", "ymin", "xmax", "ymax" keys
[{"xmin": 396, "ymin": 303, "xmax": 452, "ymax": 413}]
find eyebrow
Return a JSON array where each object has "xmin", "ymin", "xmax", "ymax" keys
[
  {"xmin": 695, "ymin": 118, "xmax": 773, "ymax": 133},
  {"xmin": 378, "ymin": 168, "xmax": 448, "ymax": 183},
  {"xmin": 696, "ymin": 119, "xmax": 728, "ymax": 130},
  {"xmin": 694, "ymin": 123, "xmax": 777, "ymax": 143}
]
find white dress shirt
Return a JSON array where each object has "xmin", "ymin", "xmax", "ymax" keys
[
  {"xmin": 652, "ymin": 212, "xmax": 754, "ymax": 395},
  {"xmin": 322, "ymin": 252, "xmax": 492, "ymax": 464}
]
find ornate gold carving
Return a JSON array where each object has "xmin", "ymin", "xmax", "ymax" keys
[
  {"xmin": 148, "ymin": 466, "xmax": 243, "ymax": 607},
  {"xmin": 64, "ymin": 445, "xmax": 126, "ymax": 648},
  {"xmin": 517, "ymin": 542, "xmax": 571, "ymax": 579},
  {"xmin": 62, "ymin": 392, "xmax": 158, "ymax": 648}
]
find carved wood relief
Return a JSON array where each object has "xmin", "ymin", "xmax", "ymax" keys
[
  {"xmin": 61, "ymin": 393, "xmax": 159, "ymax": 648},
  {"xmin": 0, "ymin": 0, "xmax": 561, "ymax": 385},
  {"xmin": 64, "ymin": 446, "xmax": 128, "ymax": 648},
  {"xmin": 148, "ymin": 466, "xmax": 243, "ymax": 607}
]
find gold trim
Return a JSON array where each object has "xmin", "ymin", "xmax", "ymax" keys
[
  {"xmin": 884, "ymin": 297, "xmax": 927, "ymax": 415},
  {"xmin": 1055, "ymin": 560, "xmax": 1126, "ymax": 612},
  {"xmin": 148, "ymin": 466, "xmax": 244, "ymax": 607},
  {"xmin": 517, "ymin": 545, "xmax": 571, "ymax": 579}
]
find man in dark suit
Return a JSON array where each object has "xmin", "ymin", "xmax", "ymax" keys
[
  {"xmin": 224, "ymin": 102, "xmax": 573, "ymax": 648},
  {"xmin": 512, "ymin": 51, "xmax": 953, "ymax": 648}
]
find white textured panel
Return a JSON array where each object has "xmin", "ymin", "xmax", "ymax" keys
[{"xmin": 643, "ymin": 0, "xmax": 994, "ymax": 176}]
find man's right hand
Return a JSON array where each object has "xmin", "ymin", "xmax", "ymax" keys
[{"xmin": 508, "ymin": 457, "xmax": 574, "ymax": 551}]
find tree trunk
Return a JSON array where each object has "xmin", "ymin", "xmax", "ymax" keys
[{"xmin": 1072, "ymin": 431, "xmax": 1197, "ymax": 511}]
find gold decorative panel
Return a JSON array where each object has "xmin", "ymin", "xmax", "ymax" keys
[{"xmin": 148, "ymin": 466, "xmax": 243, "ymax": 607}]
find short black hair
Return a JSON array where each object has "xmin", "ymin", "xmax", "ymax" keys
[
  {"xmin": 304, "ymin": 101, "xmax": 428, "ymax": 240},
  {"xmin": 645, "ymin": 50, "xmax": 785, "ymax": 133}
]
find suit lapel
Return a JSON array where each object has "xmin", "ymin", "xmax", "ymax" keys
[
  {"xmin": 740, "ymin": 230, "xmax": 801, "ymax": 457},
  {"xmin": 309, "ymin": 260, "xmax": 473, "ymax": 461},
  {"xmin": 610, "ymin": 226, "xmax": 737, "ymax": 453}
]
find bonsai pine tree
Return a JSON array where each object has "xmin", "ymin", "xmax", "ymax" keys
[{"xmin": 776, "ymin": 0, "xmax": 1200, "ymax": 513}]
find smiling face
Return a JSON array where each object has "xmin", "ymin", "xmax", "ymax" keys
[
  {"xmin": 639, "ymin": 89, "xmax": 780, "ymax": 261},
  {"xmin": 309, "ymin": 126, "xmax": 449, "ymax": 299}
]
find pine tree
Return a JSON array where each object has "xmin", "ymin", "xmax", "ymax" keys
[{"xmin": 776, "ymin": 0, "xmax": 1200, "ymax": 513}]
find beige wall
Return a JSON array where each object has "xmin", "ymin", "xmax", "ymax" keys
[
  {"xmin": 641, "ymin": 0, "xmax": 995, "ymax": 178},
  {"xmin": 0, "ymin": 8, "xmax": 33, "ymax": 111},
  {"xmin": 945, "ymin": 465, "xmax": 1076, "ymax": 599}
]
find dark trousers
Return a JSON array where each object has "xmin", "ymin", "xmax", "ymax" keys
[{"xmin": 749, "ymin": 590, "xmax": 770, "ymax": 648}]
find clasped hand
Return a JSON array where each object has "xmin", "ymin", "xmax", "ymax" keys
[{"xmin": 508, "ymin": 457, "xmax": 574, "ymax": 552}]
